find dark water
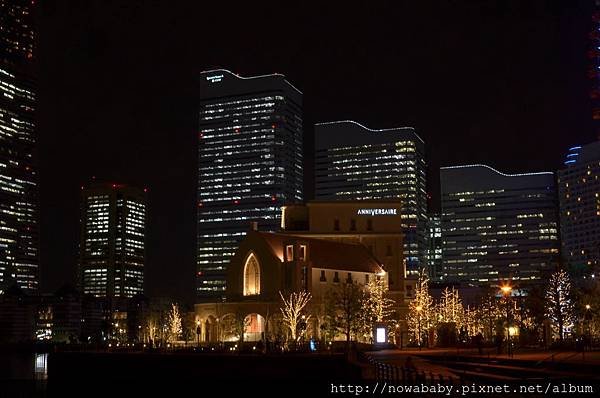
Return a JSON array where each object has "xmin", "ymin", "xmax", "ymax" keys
[
  {"xmin": 2, "ymin": 350, "xmax": 362, "ymax": 397},
  {"xmin": 0, "ymin": 352, "xmax": 47, "ymax": 397}
]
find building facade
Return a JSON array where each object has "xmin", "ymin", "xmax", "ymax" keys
[
  {"xmin": 440, "ymin": 164, "xmax": 559, "ymax": 286},
  {"xmin": 314, "ymin": 120, "xmax": 427, "ymax": 276},
  {"xmin": 0, "ymin": 0, "xmax": 38, "ymax": 293},
  {"xmin": 79, "ymin": 182, "xmax": 146, "ymax": 299},
  {"xmin": 194, "ymin": 230, "xmax": 384, "ymax": 343},
  {"xmin": 280, "ymin": 200, "xmax": 409, "ymax": 301},
  {"xmin": 558, "ymin": 142, "xmax": 600, "ymax": 272},
  {"xmin": 197, "ymin": 69, "xmax": 303, "ymax": 299}
]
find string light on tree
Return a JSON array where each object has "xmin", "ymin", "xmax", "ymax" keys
[
  {"xmin": 279, "ymin": 290, "xmax": 312, "ymax": 343},
  {"xmin": 545, "ymin": 268, "xmax": 575, "ymax": 342},
  {"xmin": 407, "ymin": 268, "xmax": 434, "ymax": 346}
]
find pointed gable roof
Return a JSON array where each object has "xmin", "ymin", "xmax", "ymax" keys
[{"xmin": 252, "ymin": 231, "xmax": 384, "ymax": 274}]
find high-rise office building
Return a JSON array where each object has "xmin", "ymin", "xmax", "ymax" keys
[
  {"xmin": 440, "ymin": 164, "xmax": 559, "ymax": 286},
  {"xmin": 558, "ymin": 142, "xmax": 600, "ymax": 271},
  {"xmin": 589, "ymin": 2, "xmax": 600, "ymax": 138},
  {"xmin": 1, "ymin": 0, "xmax": 35, "ymax": 63},
  {"xmin": 79, "ymin": 182, "xmax": 146, "ymax": 299},
  {"xmin": 314, "ymin": 120, "xmax": 427, "ymax": 275},
  {"xmin": 426, "ymin": 213, "xmax": 443, "ymax": 282},
  {"xmin": 0, "ymin": 0, "xmax": 38, "ymax": 293},
  {"xmin": 198, "ymin": 69, "xmax": 303, "ymax": 299}
]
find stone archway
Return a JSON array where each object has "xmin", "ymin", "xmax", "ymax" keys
[
  {"xmin": 244, "ymin": 313, "xmax": 265, "ymax": 342},
  {"xmin": 205, "ymin": 315, "xmax": 218, "ymax": 343},
  {"xmin": 220, "ymin": 313, "xmax": 238, "ymax": 342}
]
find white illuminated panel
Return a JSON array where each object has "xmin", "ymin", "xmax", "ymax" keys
[{"xmin": 376, "ymin": 327, "xmax": 386, "ymax": 344}]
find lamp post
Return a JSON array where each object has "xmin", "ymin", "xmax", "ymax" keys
[
  {"xmin": 416, "ymin": 305, "xmax": 423, "ymax": 351},
  {"xmin": 501, "ymin": 284, "xmax": 512, "ymax": 358},
  {"xmin": 585, "ymin": 304, "xmax": 592, "ymax": 350}
]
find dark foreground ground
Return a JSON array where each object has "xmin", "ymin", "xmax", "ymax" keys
[
  {"xmin": 4, "ymin": 347, "xmax": 600, "ymax": 397},
  {"xmin": 47, "ymin": 351, "xmax": 361, "ymax": 396}
]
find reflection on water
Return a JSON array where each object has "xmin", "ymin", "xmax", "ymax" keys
[
  {"xmin": 0, "ymin": 351, "xmax": 47, "ymax": 397},
  {"xmin": 34, "ymin": 353, "xmax": 48, "ymax": 380},
  {"xmin": 0, "ymin": 351, "xmax": 47, "ymax": 379}
]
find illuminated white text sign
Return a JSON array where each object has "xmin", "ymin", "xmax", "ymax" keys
[
  {"xmin": 206, "ymin": 74, "xmax": 224, "ymax": 83},
  {"xmin": 356, "ymin": 208, "xmax": 398, "ymax": 216}
]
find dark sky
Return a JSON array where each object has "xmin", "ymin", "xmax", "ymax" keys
[{"xmin": 37, "ymin": 0, "xmax": 596, "ymax": 304}]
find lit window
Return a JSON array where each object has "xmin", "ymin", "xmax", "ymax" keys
[
  {"xmin": 243, "ymin": 253, "xmax": 260, "ymax": 296},
  {"xmin": 286, "ymin": 245, "xmax": 294, "ymax": 261},
  {"xmin": 299, "ymin": 245, "xmax": 306, "ymax": 261}
]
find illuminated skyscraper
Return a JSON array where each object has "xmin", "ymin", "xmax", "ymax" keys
[
  {"xmin": 589, "ymin": 1, "xmax": 600, "ymax": 138},
  {"xmin": 0, "ymin": 0, "xmax": 35, "ymax": 63},
  {"xmin": 426, "ymin": 213, "xmax": 443, "ymax": 281},
  {"xmin": 197, "ymin": 69, "xmax": 303, "ymax": 299},
  {"xmin": 314, "ymin": 120, "xmax": 427, "ymax": 276},
  {"xmin": 440, "ymin": 164, "xmax": 559, "ymax": 286},
  {"xmin": 0, "ymin": 0, "xmax": 38, "ymax": 293},
  {"xmin": 79, "ymin": 183, "xmax": 146, "ymax": 299},
  {"xmin": 558, "ymin": 142, "xmax": 600, "ymax": 272}
]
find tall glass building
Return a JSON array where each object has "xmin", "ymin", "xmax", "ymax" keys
[
  {"xmin": 198, "ymin": 69, "xmax": 303, "ymax": 299},
  {"xmin": 558, "ymin": 142, "xmax": 600, "ymax": 272},
  {"xmin": 79, "ymin": 182, "xmax": 146, "ymax": 299},
  {"xmin": 314, "ymin": 120, "xmax": 427, "ymax": 275},
  {"xmin": 0, "ymin": 0, "xmax": 38, "ymax": 293},
  {"xmin": 426, "ymin": 213, "xmax": 443, "ymax": 281},
  {"xmin": 440, "ymin": 164, "xmax": 559, "ymax": 286}
]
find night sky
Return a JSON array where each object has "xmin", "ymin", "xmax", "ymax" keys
[{"xmin": 37, "ymin": 0, "xmax": 595, "ymax": 304}]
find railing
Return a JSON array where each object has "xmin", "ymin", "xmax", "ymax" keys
[
  {"xmin": 535, "ymin": 349, "xmax": 590, "ymax": 367},
  {"xmin": 360, "ymin": 353, "xmax": 458, "ymax": 385}
]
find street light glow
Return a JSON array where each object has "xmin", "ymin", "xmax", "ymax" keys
[{"xmin": 500, "ymin": 285, "xmax": 512, "ymax": 295}]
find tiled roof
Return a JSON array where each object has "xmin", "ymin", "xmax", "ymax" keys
[{"xmin": 254, "ymin": 231, "xmax": 384, "ymax": 274}]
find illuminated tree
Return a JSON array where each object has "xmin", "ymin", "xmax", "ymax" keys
[
  {"xmin": 437, "ymin": 287, "xmax": 464, "ymax": 326},
  {"xmin": 434, "ymin": 286, "xmax": 464, "ymax": 346},
  {"xmin": 545, "ymin": 268, "xmax": 575, "ymax": 342},
  {"xmin": 479, "ymin": 294, "xmax": 503, "ymax": 341},
  {"xmin": 167, "ymin": 303, "xmax": 182, "ymax": 343},
  {"xmin": 407, "ymin": 269, "xmax": 434, "ymax": 346},
  {"xmin": 363, "ymin": 276, "xmax": 395, "ymax": 324},
  {"xmin": 222, "ymin": 311, "xmax": 251, "ymax": 346},
  {"xmin": 464, "ymin": 305, "xmax": 483, "ymax": 337},
  {"xmin": 279, "ymin": 290, "xmax": 312, "ymax": 342},
  {"xmin": 577, "ymin": 282, "xmax": 600, "ymax": 340},
  {"xmin": 146, "ymin": 317, "xmax": 158, "ymax": 344},
  {"xmin": 324, "ymin": 282, "xmax": 364, "ymax": 345}
]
